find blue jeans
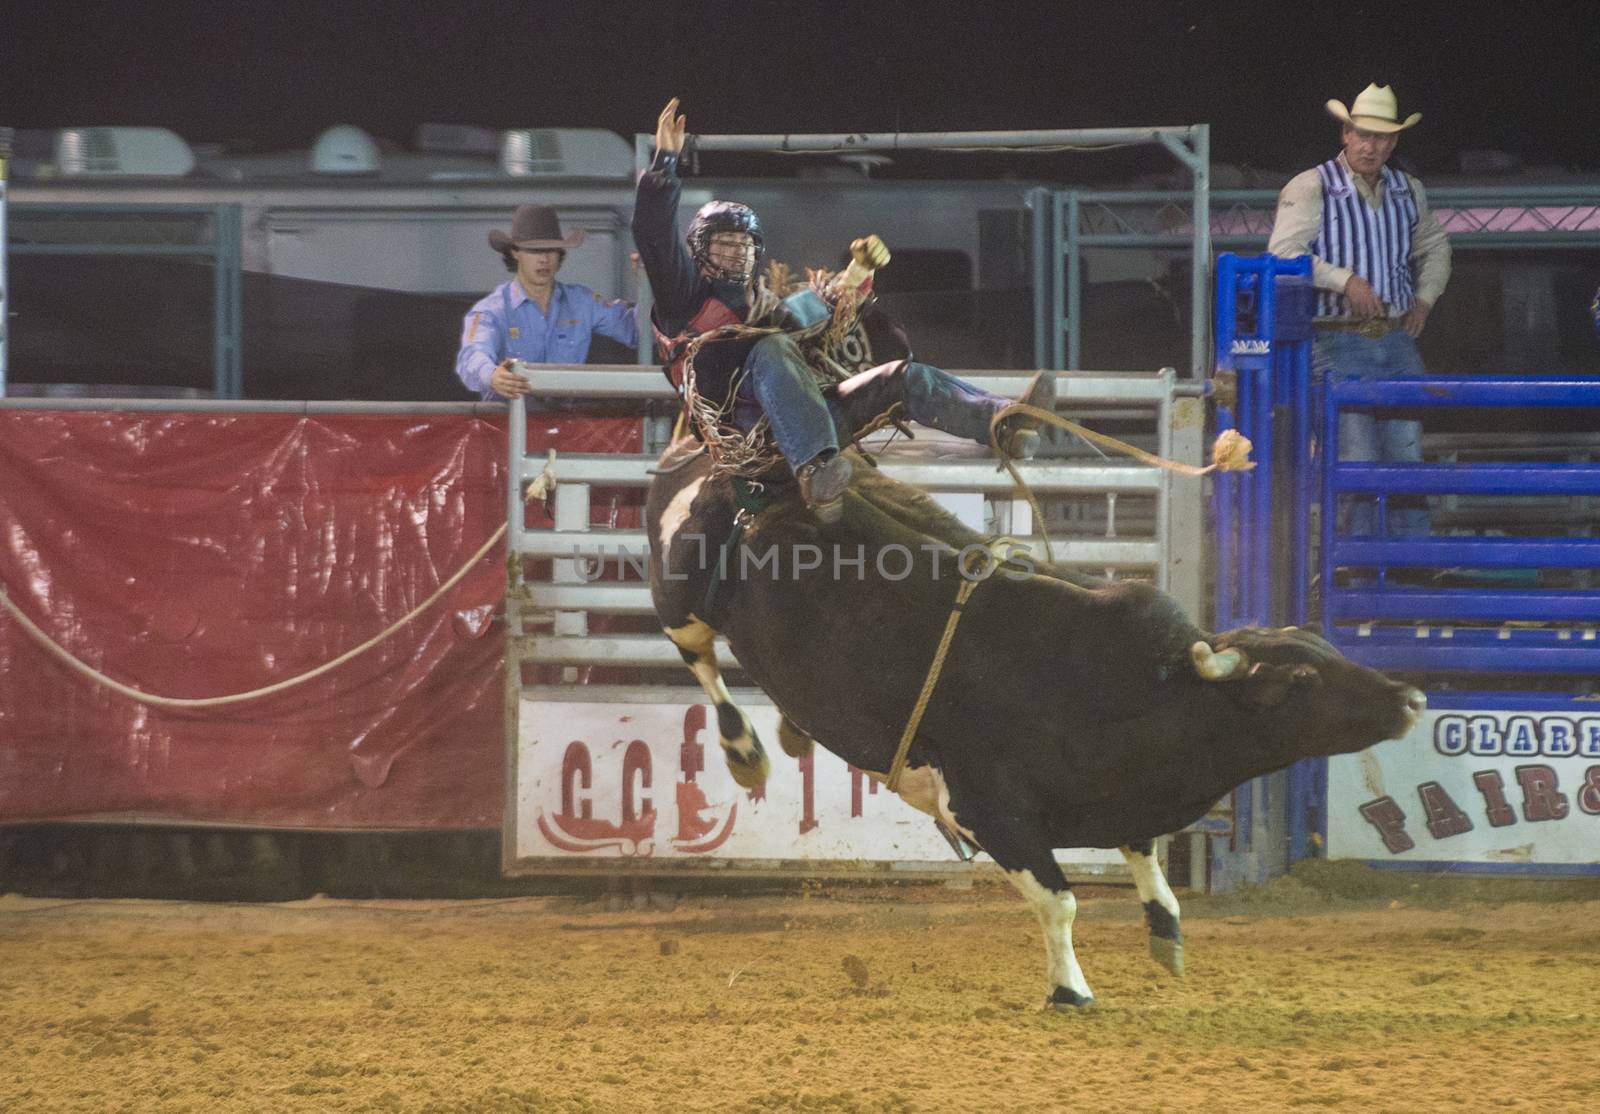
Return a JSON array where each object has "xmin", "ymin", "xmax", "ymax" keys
[
  {"xmin": 732, "ymin": 334, "xmax": 1012, "ymax": 471},
  {"xmin": 1314, "ymin": 329, "xmax": 1430, "ymax": 536}
]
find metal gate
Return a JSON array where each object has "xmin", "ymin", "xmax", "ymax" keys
[{"xmin": 1214, "ymin": 252, "xmax": 1600, "ymax": 882}]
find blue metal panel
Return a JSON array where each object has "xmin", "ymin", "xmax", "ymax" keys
[
  {"xmin": 1212, "ymin": 264, "xmax": 1600, "ymax": 880},
  {"xmin": 1328, "ymin": 588, "xmax": 1600, "ymax": 622},
  {"xmin": 1333, "ymin": 536, "xmax": 1600, "ymax": 567},
  {"xmin": 1212, "ymin": 406, "xmax": 1237, "ymax": 630},
  {"xmin": 1287, "ymin": 336, "xmax": 1312, "ymax": 625},
  {"xmin": 1250, "ymin": 357, "xmax": 1272, "ymax": 625},
  {"xmin": 1421, "ymin": 690, "xmax": 1600, "ymax": 712},
  {"xmin": 1331, "ymin": 463, "xmax": 1600, "ymax": 495},
  {"xmin": 1211, "ymin": 253, "xmax": 1318, "ymax": 887},
  {"xmin": 1330, "ymin": 378, "xmax": 1600, "ymax": 408},
  {"xmin": 1331, "ymin": 640, "xmax": 1600, "ymax": 674}
]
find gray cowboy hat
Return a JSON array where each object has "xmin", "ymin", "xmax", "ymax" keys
[{"xmin": 488, "ymin": 204, "xmax": 586, "ymax": 253}]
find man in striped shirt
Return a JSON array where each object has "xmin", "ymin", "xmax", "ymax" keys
[{"xmin": 1269, "ymin": 84, "xmax": 1451, "ymax": 536}]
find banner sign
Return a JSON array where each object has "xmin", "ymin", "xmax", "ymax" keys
[
  {"xmin": 512, "ymin": 699, "xmax": 1125, "ymax": 872},
  {"xmin": 1328, "ymin": 706, "xmax": 1600, "ymax": 868}
]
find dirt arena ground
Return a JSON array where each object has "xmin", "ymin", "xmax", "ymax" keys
[{"xmin": 2, "ymin": 863, "xmax": 1597, "ymax": 1114}]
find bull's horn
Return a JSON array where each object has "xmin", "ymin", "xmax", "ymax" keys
[{"xmin": 1190, "ymin": 640, "xmax": 1247, "ymax": 681}]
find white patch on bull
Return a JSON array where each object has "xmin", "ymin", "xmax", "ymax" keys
[
  {"xmin": 870, "ymin": 763, "xmax": 980, "ymax": 847},
  {"xmin": 658, "ymin": 476, "xmax": 706, "ymax": 564},
  {"xmin": 665, "ymin": 616, "xmax": 758, "ymax": 761},
  {"xmin": 1005, "ymin": 868, "xmax": 1093, "ymax": 1005},
  {"xmin": 1120, "ymin": 844, "xmax": 1180, "ymax": 925}
]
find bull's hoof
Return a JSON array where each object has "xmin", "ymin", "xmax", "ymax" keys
[
  {"xmin": 1149, "ymin": 935, "xmax": 1185, "ymax": 978},
  {"xmin": 1046, "ymin": 986, "xmax": 1095, "ymax": 1011},
  {"xmin": 777, "ymin": 716, "xmax": 814, "ymax": 759},
  {"xmin": 1142, "ymin": 901, "xmax": 1184, "ymax": 976},
  {"xmin": 724, "ymin": 744, "xmax": 771, "ymax": 791}
]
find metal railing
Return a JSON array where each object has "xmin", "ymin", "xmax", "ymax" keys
[
  {"xmin": 1039, "ymin": 183, "xmax": 1600, "ymax": 387},
  {"xmin": 1321, "ymin": 377, "xmax": 1600, "ymax": 675},
  {"xmin": 4, "ymin": 202, "xmax": 244, "ymax": 398},
  {"xmin": 506, "ymin": 365, "xmax": 1198, "ymax": 692}
]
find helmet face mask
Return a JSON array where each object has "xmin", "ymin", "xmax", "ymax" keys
[{"xmin": 687, "ymin": 200, "xmax": 764, "ymax": 284}]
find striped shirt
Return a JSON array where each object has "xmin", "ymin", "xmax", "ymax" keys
[
  {"xmin": 1312, "ymin": 158, "xmax": 1416, "ymax": 316},
  {"xmin": 1267, "ymin": 152, "xmax": 1451, "ymax": 318}
]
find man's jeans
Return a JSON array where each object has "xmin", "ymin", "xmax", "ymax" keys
[
  {"xmin": 732, "ymin": 334, "xmax": 1012, "ymax": 472},
  {"xmin": 1314, "ymin": 328, "xmax": 1430, "ymax": 536}
]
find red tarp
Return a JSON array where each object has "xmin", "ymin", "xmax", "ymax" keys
[{"xmin": 0, "ymin": 408, "xmax": 640, "ymax": 829}]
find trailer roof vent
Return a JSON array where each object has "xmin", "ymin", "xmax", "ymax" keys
[
  {"xmin": 54, "ymin": 127, "xmax": 196, "ymax": 177},
  {"xmin": 499, "ymin": 128, "xmax": 632, "ymax": 178},
  {"xmin": 310, "ymin": 125, "xmax": 381, "ymax": 175}
]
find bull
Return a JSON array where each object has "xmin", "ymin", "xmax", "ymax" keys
[{"xmin": 645, "ymin": 421, "xmax": 1424, "ymax": 1009}]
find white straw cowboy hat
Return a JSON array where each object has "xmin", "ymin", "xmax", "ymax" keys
[
  {"xmin": 1326, "ymin": 84, "xmax": 1421, "ymax": 133},
  {"xmin": 488, "ymin": 204, "xmax": 586, "ymax": 253}
]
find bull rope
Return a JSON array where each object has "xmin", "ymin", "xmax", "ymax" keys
[
  {"xmin": 987, "ymin": 402, "xmax": 1254, "ymax": 554},
  {"xmin": 0, "ymin": 455, "xmax": 560, "ymax": 710},
  {"xmin": 885, "ymin": 543, "xmax": 1006, "ymax": 793},
  {"xmin": 884, "ymin": 417, "xmax": 1251, "ymax": 791}
]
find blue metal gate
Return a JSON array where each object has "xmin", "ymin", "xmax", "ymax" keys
[{"xmin": 1212, "ymin": 252, "xmax": 1600, "ymax": 885}]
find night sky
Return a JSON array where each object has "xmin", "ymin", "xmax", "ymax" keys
[{"xmin": 4, "ymin": 0, "xmax": 1599, "ymax": 178}]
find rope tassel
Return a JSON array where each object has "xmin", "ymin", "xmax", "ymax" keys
[{"xmin": 988, "ymin": 402, "xmax": 1254, "ymax": 555}]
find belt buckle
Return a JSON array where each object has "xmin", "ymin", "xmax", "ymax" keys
[{"xmin": 1358, "ymin": 318, "xmax": 1388, "ymax": 340}]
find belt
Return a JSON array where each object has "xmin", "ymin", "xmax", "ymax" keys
[{"xmin": 1315, "ymin": 317, "xmax": 1403, "ymax": 339}]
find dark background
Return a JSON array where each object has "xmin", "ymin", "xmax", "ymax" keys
[
  {"xmin": 4, "ymin": 0, "xmax": 1598, "ymax": 178},
  {"xmin": 5, "ymin": 1, "xmax": 1600, "ymax": 397}
]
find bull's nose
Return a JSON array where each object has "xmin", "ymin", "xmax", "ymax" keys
[{"xmin": 1399, "ymin": 686, "xmax": 1427, "ymax": 730}]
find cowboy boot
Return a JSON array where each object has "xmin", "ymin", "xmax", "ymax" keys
[
  {"xmin": 994, "ymin": 371, "xmax": 1057, "ymax": 460},
  {"xmin": 796, "ymin": 451, "xmax": 853, "ymax": 523}
]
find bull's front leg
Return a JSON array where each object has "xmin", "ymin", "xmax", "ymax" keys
[
  {"xmin": 664, "ymin": 615, "xmax": 770, "ymax": 791},
  {"xmin": 1121, "ymin": 839, "xmax": 1184, "ymax": 977},
  {"xmin": 983, "ymin": 829, "xmax": 1094, "ymax": 1009}
]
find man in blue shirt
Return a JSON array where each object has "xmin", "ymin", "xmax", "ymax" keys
[{"xmin": 456, "ymin": 205, "xmax": 638, "ymax": 400}]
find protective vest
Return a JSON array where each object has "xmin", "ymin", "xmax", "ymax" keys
[
  {"xmin": 653, "ymin": 296, "xmax": 744, "ymax": 390},
  {"xmin": 1312, "ymin": 158, "xmax": 1419, "ymax": 317}
]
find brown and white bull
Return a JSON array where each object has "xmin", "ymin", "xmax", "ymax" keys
[{"xmin": 645, "ymin": 441, "xmax": 1425, "ymax": 1008}]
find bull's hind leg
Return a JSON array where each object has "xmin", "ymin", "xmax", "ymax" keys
[
  {"xmin": 664, "ymin": 616, "xmax": 770, "ymax": 791},
  {"xmin": 777, "ymin": 714, "xmax": 813, "ymax": 758},
  {"xmin": 1121, "ymin": 839, "xmax": 1184, "ymax": 977},
  {"xmin": 985, "ymin": 833, "xmax": 1094, "ymax": 1009}
]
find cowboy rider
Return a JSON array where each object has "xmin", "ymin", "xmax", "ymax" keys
[{"xmin": 632, "ymin": 97, "xmax": 1055, "ymax": 522}]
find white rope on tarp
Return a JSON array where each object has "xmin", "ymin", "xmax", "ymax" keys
[
  {"xmin": 0, "ymin": 451, "xmax": 559, "ymax": 710},
  {"xmin": 0, "ymin": 523, "xmax": 506, "ymax": 710}
]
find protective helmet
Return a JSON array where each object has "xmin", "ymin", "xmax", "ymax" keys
[{"xmin": 686, "ymin": 200, "xmax": 764, "ymax": 284}]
